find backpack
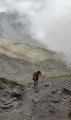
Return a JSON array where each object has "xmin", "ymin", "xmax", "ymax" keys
[{"xmin": 33, "ymin": 72, "xmax": 36, "ymax": 80}]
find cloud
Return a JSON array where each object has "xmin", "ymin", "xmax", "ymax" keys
[
  {"xmin": 0, "ymin": 0, "xmax": 42, "ymax": 12},
  {"xmin": 25, "ymin": 0, "xmax": 71, "ymax": 65},
  {"xmin": 0, "ymin": 0, "xmax": 71, "ymax": 65}
]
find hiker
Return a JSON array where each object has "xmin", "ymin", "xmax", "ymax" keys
[{"xmin": 33, "ymin": 71, "xmax": 45, "ymax": 88}]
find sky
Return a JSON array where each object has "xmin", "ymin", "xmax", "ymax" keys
[{"xmin": 0, "ymin": 0, "xmax": 71, "ymax": 65}]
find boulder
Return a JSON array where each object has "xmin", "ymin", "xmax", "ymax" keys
[{"xmin": 9, "ymin": 89, "xmax": 23, "ymax": 99}]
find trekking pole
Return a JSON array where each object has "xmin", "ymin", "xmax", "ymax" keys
[{"xmin": 41, "ymin": 75, "xmax": 45, "ymax": 87}]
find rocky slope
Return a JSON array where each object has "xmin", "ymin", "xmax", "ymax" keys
[
  {"xmin": 0, "ymin": 77, "xmax": 71, "ymax": 120},
  {"xmin": 0, "ymin": 11, "xmax": 71, "ymax": 83}
]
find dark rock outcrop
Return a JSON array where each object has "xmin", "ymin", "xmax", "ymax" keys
[{"xmin": 0, "ymin": 77, "xmax": 24, "ymax": 111}]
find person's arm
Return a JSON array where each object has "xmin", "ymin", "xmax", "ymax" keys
[{"xmin": 40, "ymin": 74, "xmax": 45, "ymax": 77}]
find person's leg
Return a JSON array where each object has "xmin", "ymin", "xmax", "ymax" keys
[{"xmin": 34, "ymin": 80, "xmax": 38, "ymax": 87}]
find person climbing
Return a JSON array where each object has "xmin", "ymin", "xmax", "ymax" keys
[{"xmin": 33, "ymin": 71, "xmax": 45, "ymax": 88}]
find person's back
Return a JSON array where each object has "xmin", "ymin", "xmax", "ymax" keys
[
  {"xmin": 33, "ymin": 71, "xmax": 44, "ymax": 88},
  {"xmin": 33, "ymin": 71, "xmax": 40, "ymax": 80}
]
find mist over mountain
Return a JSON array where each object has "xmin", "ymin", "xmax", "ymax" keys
[
  {"xmin": 0, "ymin": 0, "xmax": 71, "ymax": 65},
  {"xmin": 0, "ymin": 11, "xmax": 31, "ymax": 43}
]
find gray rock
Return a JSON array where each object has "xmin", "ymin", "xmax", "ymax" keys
[
  {"xmin": 1, "ymin": 103, "xmax": 13, "ymax": 109},
  {"xmin": 51, "ymin": 99, "xmax": 60, "ymax": 103},
  {"xmin": 0, "ymin": 97, "xmax": 6, "ymax": 102},
  {"xmin": 57, "ymin": 91, "xmax": 62, "ymax": 94},
  {"xmin": 49, "ymin": 109, "xmax": 55, "ymax": 113},
  {"xmin": 62, "ymin": 88, "xmax": 71, "ymax": 95},
  {"xmin": 0, "ymin": 85, "xmax": 5, "ymax": 89},
  {"xmin": 9, "ymin": 89, "xmax": 23, "ymax": 99},
  {"xmin": 4, "ymin": 97, "xmax": 17, "ymax": 105},
  {"xmin": 12, "ymin": 101, "xmax": 22, "ymax": 108},
  {"xmin": 52, "ymin": 89, "xmax": 57, "ymax": 94},
  {"xmin": 32, "ymin": 98, "xmax": 39, "ymax": 103}
]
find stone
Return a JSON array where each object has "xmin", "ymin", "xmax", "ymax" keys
[
  {"xmin": 57, "ymin": 91, "xmax": 62, "ymax": 94},
  {"xmin": 49, "ymin": 109, "xmax": 55, "ymax": 113},
  {"xmin": 0, "ymin": 85, "xmax": 5, "ymax": 89},
  {"xmin": 12, "ymin": 101, "xmax": 22, "ymax": 108},
  {"xmin": 62, "ymin": 88, "xmax": 71, "ymax": 95},
  {"xmin": 32, "ymin": 98, "xmax": 39, "ymax": 103},
  {"xmin": 51, "ymin": 99, "xmax": 60, "ymax": 103},
  {"xmin": 44, "ymin": 84, "xmax": 49, "ymax": 87},
  {"xmin": 0, "ymin": 97, "xmax": 6, "ymax": 102},
  {"xmin": 9, "ymin": 89, "xmax": 23, "ymax": 99},
  {"xmin": 4, "ymin": 97, "xmax": 17, "ymax": 105},
  {"xmin": 1, "ymin": 103, "xmax": 13, "ymax": 109},
  {"xmin": 52, "ymin": 89, "xmax": 57, "ymax": 94}
]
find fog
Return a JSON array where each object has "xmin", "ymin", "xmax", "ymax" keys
[{"xmin": 0, "ymin": 0, "xmax": 71, "ymax": 65}]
